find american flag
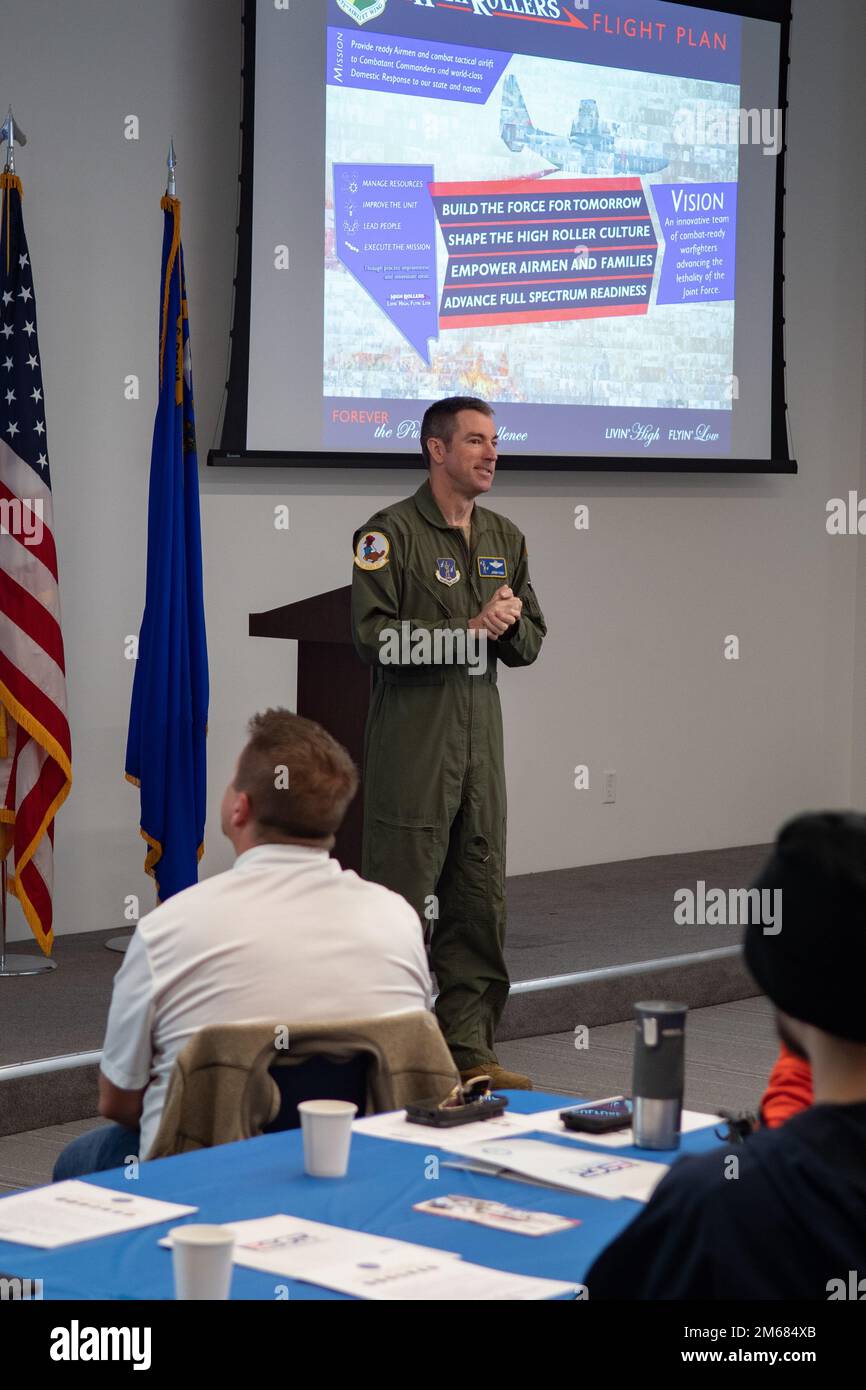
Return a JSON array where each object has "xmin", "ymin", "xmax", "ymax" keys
[{"xmin": 0, "ymin": 171, "xmax": 71, "ymax": 955}]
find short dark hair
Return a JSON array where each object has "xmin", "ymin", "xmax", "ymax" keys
[
  {"xmin": 234, "ymin": 709, "xmax": 358, "ymax": 841},
  {"xmin": 420, "ymin": 396, "xmax": 494, "ymax": 468}
]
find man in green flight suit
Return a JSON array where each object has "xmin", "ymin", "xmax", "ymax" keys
[{"xmin": 351, "ymin": 397, "xmax": 546, "ymax": 1089}]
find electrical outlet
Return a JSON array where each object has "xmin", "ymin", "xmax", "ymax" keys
[{"xmin": 603, "ymin": 771, "xmax": 616, "ymax": 804}]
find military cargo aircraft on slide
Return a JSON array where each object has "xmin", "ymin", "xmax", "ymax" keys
[{"xmin": 500, "ymin": 74, "xmax": 670, "ymax": 176}]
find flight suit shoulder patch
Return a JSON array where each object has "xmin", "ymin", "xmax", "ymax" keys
[{"xmin": 354, "ymin": 529, "xmax": 391, "ymax": 571}]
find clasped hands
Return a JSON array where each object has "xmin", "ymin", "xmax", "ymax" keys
[{"xmin": 468, "ymin": 585, "xmax": 522, "ymax": 638}]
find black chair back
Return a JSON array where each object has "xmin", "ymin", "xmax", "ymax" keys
[{"xmin": 263, "ymin": 1053, "xmax": 369, "ymax": 1133}]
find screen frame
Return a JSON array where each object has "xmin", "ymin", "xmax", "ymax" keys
[{"xmin": 210, "ymin": 0, "xmax": 795, "ymax": 474}]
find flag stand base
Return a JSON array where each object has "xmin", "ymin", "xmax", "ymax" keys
[
  {"xmin": 0, "ymin": 860, "xmax": 58, "ymax": 973},
  {"xmin": 105, "ymin": 934, "xmax": 131, "ymax": 954},
  {"xmin": 0, "ymin": 952, "xmax": 57, "ymax": 976}
]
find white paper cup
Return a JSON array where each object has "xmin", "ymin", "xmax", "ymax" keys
[
  {"xmin": 170, "ymin": 1224, "xmax": 235, "ymax": 1300},
  {"xmin": 298, "ymin": 1099, "xmax": 358, "ymax": 1178}
]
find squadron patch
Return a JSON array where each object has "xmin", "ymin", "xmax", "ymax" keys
[
  {"xmin": 337, "ymin": 0, "xmax": 387, "ymax": 25},
  {"xmin": 478, "ymin": 556, "xmax": 508, "ymax": 579},
  {"xmin": 354, "ymin": 531, "xmax": 390, "ymax": 571},
  {"xmin": 435, "ymin": 557, "xmax": 460, "ymax": 586}
]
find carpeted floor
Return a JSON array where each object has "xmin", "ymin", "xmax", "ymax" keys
[
  {"xmin": 498, "ymin": 994, "xmax": 778, "ymax": 1117},
  {"xmin": 0, "ymin": 1117, "xmax": 103, "ymax": 1195}
]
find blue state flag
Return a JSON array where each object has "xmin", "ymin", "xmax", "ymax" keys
[{"xmin": 125, "ymin": 194, "xmax": 208, "ymax": 900}]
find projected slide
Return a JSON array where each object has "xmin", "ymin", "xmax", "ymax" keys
[
  {"xmin": 322, "ymin": 0, "xmax": 745, "ymax": 458},
  {"xmin": 237, "ymin": 1, "xmax": 785, "ymax": 466}
]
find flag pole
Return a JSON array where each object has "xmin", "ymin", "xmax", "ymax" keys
[
  {"xmin": 0, "ymin": 105, "xmax": 26, "ymax": 175},
  {"xmin": 166, "ymin": 137, "xmax": 176, "ymax": 197},
  {"xmin": 0, "ymin": 110, "xmax": 56, "ymax": 976},
  {"xmin": 106, "ymin": 137, "xmax": 179, "ymax": 956},
  {"xmin": 0, "ymin": 856, "xmax": 56, "ymax": 974}
]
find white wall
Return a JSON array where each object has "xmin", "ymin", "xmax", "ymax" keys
[{"xmin": 4, "ymin": 0, "xmax": 865, "ymax": 942}]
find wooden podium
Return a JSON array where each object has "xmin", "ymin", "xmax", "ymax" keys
[{"xmin": 249, "ymin": 585, "xmax": 371, "ymax": 873}]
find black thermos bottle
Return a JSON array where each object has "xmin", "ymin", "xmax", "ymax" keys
[{"xmin": 631, "ymin": 1000, "xmax": 688, "ymax": 1150}]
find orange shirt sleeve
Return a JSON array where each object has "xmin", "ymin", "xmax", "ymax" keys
[{"xmin": 760, "ymin": 1042, "xmax": 814, "ymax": 1127}]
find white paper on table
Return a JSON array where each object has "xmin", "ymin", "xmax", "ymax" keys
[
  {"xmin": 0, "ymin": 1181, "xmax": 197, "ymax": 1249},
  {"xmin": 352, "ymin": 1107, "xmax": 539, "ymax": 1148},
  {"xmin": 173, "ymin": 1214, "xmax": 576, "ymax": 1301},
  {"xmin": 300, "ymin": 1248, "xmax": 578, "ymax": 1301},
  {"xmin": 161, "ymin": 1213, "xmax": 461, "ymax": 1277},
  {"xmin": 526, "ymin": 1107, "xmax": 723, "ymax": 1149},
  {"xmin": 441, "ymin": 1137, "xmax": 670, "ymax": 1203}
]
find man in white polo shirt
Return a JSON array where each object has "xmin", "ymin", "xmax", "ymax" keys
[{"xmin": 54, "ymin": 709, "xmax": 433, "ymax": 1177}]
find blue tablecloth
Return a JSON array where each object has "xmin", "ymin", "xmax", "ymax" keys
[{"xmin": 0, "ymin": 1092, "xmax": 723, "ymax": 1300}]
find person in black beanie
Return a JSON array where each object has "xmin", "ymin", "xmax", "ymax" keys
[{"xmin": 586, "ymin": 811, "xmax": 866, "ymax": 1300}]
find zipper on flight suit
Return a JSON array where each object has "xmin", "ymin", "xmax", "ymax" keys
[
  {"xmin": 417, "ymin": 577, "xmax": 454, "ymax": 618},
  {"xmin": 455, "ymin": 521, "xmax": 479, "ymax": 804}
]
